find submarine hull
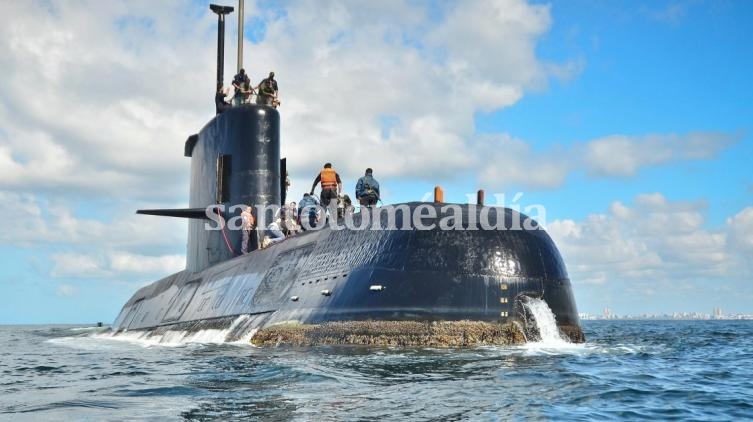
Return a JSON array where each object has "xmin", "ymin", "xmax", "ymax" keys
[{"xmin": 113, "ymin": 203, "xmax": 584, "ymax": 344}]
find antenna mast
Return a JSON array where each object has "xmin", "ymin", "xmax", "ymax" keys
[
  {"xmin": 237, "ymin": 0, "xmax": 244, "ymax": 72},
  {"xmin": 209, "ymin": 4, "xmax": 234, "ymax": 89}
]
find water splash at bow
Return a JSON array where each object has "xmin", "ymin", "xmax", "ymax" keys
[{"xmin": 518, "ymin": 296, "xmax": 570, "ymax": 345}]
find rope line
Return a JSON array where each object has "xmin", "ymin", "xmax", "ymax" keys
[{"xmin": 216, "ymin": 206, "xmax": 238, "ymax": 257}]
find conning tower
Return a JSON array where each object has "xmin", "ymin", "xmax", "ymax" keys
[
  {"xmin": 183, "ymin": 106, "xmax": 280, "ymax": 271},
  {"xmin": 138, "ymin": 3, "xmax": 282, "ymax": 272}
]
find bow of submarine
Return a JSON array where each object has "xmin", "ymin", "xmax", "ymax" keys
[{"xmin": 256, "ymin": 204, "xmax": 585, "ymax": 343}]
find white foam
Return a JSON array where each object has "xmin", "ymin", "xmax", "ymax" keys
[
  {"xmin": 88, "ymin": 329, "xmax": 175, "ymax": 348},
  {"xmin": 68, "ymin": 326, "xmax": 109, "ymax": 332},
  {"xmin": 49, "ymin": 315, "xmax": 256, "ymax": 349},
  {"xmin": 47, "ymin": 335, "xmax": 131, "ymax": 351},
  {"xmin": 520, "ymin": 297, "xmax": 573, "ymax": 349},
  {"xmin": 519, "ymin": 340, "xmax": 585, "ymax": 355},
  {"xmin": 229, "ymin": 327, "xmax": 259, "ymax": 346}
]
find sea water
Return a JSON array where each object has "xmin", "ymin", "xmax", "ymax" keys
[{"xmin": 1, "ymin": 319, "xmax": 752, "ymax": 420}]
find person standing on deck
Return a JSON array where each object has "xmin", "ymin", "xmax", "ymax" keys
[
  {"xmin": 298, "ymin": 193, "xmax": 320, "ymax": 231},
  {"xmin": 256, "ymin": 71, "xmax": 279, "ymax": 107},
  {"xmin": 283, "ymin": 201, "xmax": 301, "ymax": 235},
  {"xmin": 355, "ymin": 168, "xmax": 380, "ymax": 208},
  {"xmin": 240, "ymin": 205, "xmax": 255, "ymax": 254},
  {"xmin": 215, "ymin": 83, "xmax": 232, "ymax": 114},
  {"xmin": 310, "ymin": 163, "xmax": 342, "ymax": 218},
  {"xmin": 232, "ymin": 68, "xmax": 250, "ymax": 106}
]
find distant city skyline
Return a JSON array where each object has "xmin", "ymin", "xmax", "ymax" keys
[{"xmin": 580, "ymin": 306, "xmax": 753, "ymax": 320}]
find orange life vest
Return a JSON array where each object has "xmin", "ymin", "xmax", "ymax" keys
[{"xmin": 320, "ymin": 168, "xmax": 337, "ymax": 189}]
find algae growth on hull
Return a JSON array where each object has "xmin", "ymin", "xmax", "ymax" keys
[{"xmin": 251, "ymin": 320, "xmax": 529, "ymax": 347}]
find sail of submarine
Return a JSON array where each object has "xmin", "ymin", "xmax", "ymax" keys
[{"xmin": 111, "ymin": 2, "xmax": 584, "ymax": 346}]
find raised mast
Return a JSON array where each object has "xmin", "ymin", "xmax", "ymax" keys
[
  {"xmin": 209, "ymin": 4, "xmax": 234, "ymax": 89},
  {"xmin": 237, "ymin": 0, "xmax": 244, "ymax": 72}
]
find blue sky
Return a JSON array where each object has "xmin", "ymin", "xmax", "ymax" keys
[{"xmin": 0, "ymin": 0, "xmax": 751, "ymax": 323}]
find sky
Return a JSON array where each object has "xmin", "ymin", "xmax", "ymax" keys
[{"xmin": 0, "ymin": 0, "xmax": 751, "ymax": 324}]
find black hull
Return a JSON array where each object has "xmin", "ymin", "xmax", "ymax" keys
[{"xmin": 113, "ymin": 204, "xmax": 583, "ymax": 343}]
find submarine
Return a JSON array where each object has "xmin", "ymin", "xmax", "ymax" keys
[{"xmin": 110, "ymin": 3, "xmax": 584, "ymax": 346}]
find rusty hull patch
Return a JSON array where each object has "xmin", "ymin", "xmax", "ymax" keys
[{"xmin": 559, "ymin": 324, "xmax": 586, "ymax": 343}]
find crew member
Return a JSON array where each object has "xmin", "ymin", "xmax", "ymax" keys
[
  {"xmin": 341, "ymin": 194, "xmax": 355, "ymax": 216},
  {"xmin": 240, "ymin": 205, "xmax": 255, "ymax": 254},
  {"xmin": 283, "ymin": 201, "xmax": 301, "ymax": 235},
  {"xmin": 298, "ymin": 192, "xmax": 320, "ymax": 231},
  {"xmin": 310, "ymin": 163, "xmax": 342, "ymax": 213},
  {"xmin": 232, "ymin": 68, "xmax": 250, "ymax": 106},
  {"xmin": 256, "ymin": 71, "xmax": 279, "ymax": 107},
  {"xmin": 265, "ymin": 218, "xmax": 285, "ymax": 246},
  {"xmin": 241, "ymin": 79, "xmax": 255, "ymax": 104},
  {"xmin": 215, "ymin": 83, "xmax": 231, "ymax": 114},
  {"xmin": 355, "ymin": 168, "xmax": 380, "ymax": 208}
]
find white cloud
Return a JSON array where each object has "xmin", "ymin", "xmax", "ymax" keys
[
  {"xmin": 547, "ymin": 193, "xmax": 745, "ymax": 289},
  {"xmin": 50, "ymin": 251, "xmax": 184, "ymax": 280},
  {"xmin": 109, "ymin": 252, "xmax": 185, "ymax": 275},
  {"xmin": 727, "ymin": 207, "xmax": 753, "ymax": 254},
  {"xmin": 0, "ymin": 192, "xmax": 186, "ymax": 281},
  {"xmin": 581, "ymin": 132, "xmax": 738, "ymax": 178},
  {"xmin": 266, "ymin": 0, "xmax": 550, "ymax": 182},
  {"xmin": 477, "ymin": 133, "xmax": 572, "ymax": 189},
  {"xmin": 51, "ymin": 253, "xmax": 110, "ymax": 279},
  {"xmin": 0, "ymin": 1, "xmax": 736, "ymax": 201},
  {"xmin": 427, "ymin": 0, "xmax": 552, "ymax": 109},
  {"xmin": 0, "ymin": 0, "xmax": 577, "ymax": 205},
  {"xmin": 474, "ymin": 131, "xmax": 738, "ymax": 190},
  {"xmin": 0, "ymin": 192, "xmax": 184, "ymax": 250},
  {"xmin": 0, "ymin": 1, "xmax": 211, "ymax": 202}
]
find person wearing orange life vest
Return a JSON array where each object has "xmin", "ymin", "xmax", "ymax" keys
[{"xmin": 310, "ymin": 162, "xmax": 342, "ymax": 213}]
